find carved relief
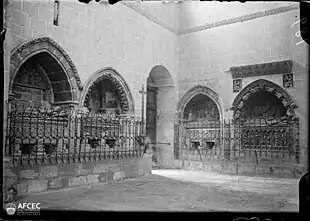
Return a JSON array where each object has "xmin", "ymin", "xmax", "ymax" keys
[
  {"xmin": 230, "ymin": 60, "xmax": 293, "ymax": 79},
  {"xmin": 177, "ymin": 85, "xmax": 222, "ymax": 121},
  {"xmin": 232, "ymin": 79, "xmax": 297, "ymax": 120},
  {"xmin": 12, "ymin": 64, "xmax": 54, "ymax": 109},
  {"xmin": 83, "ymin": 70, "xmax": 134, "ymax": 115},
  {"xmin": 183, "ymin": 96, "xmax": 220, "ymax": 122},
  {"xmin": 14, "ymin": 65, "xmax": 49, "ymax": 89},
  {"xmin": 233, "ymin": 79, "xmax": 242, "ymax": 92},
  {"xmin": 283, "ymin": 73, "xmax": 294, "ymax": 88}
]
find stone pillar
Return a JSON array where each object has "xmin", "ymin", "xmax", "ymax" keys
[
  {"xmin": 223, "ymin": 119, "xmax": 231, "ymax": 160},
  {"xmin": 3, "ymin": 0, "xmax": 12, "ymax": 157}
]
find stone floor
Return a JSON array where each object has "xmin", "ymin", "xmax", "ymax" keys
[{"xmin": 13, "ymin": 170, "xmax": 299, "ymax": 212}]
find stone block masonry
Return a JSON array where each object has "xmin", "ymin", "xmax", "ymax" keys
[
  {"xmin": 171, "ymin": 159, "xmax": 306, "ymax": 179},
  {"xmin": 4, "ymin": 155, "xmax": 152, "ymax": 197}
]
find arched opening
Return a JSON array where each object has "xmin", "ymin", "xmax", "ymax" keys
[
  {"xmin": 182, "ymin": 93, "xmax": 220, "ymax": 122},
  {"xmin": 146, "ymin": 65, "xmax": 176, "ymax": 168},
  {"xmin": 11, "ymin": 52, "xmax": 72, "ymax": 108},
  {"xmin": 80, "ymin": 68, "xmax": 135, "ymax": 116},
  {"xmin": 175, "ymin": 85, "xmax": 223, "ymax": 160},
  {"xmin": 232, "ymin": 79, "xmax": 297, "ymax": 120},
  {"xmin": 9, "ymin": 37, "xmax": 82, "ymax": 107},
  {"xmin": 79, "ymin": 68, "xmax": 135, "ymax": 151},
  {"xmin": 176, "ymin": 85, "xmax": 223, "ymax": 122},
  {"xmin": 238, "ymin": 90, "xmax": 286, "ymax": 120},
  {"xmin": 7, "ymin": 37, "xmax": 82, "ymax": 157},
  {"xmin": 231, "ymin": 79, "xmax": 299, "ymax": 163}
]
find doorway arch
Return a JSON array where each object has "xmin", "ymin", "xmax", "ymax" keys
[{"xmin": 146, "ymin": 65, "xmax": 176, "ymax": 167}]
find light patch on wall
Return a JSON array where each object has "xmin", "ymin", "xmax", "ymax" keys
[{"xmin": 53, "ymin": 0, "xmax": 60, "ymax": 26}]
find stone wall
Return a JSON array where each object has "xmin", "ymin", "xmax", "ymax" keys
[
  {"xmin": 177, "ymin": 6, "xmax": 308, "ymax": 167},
  {"xmin": 4, "ymin": 0, "xmax": 179, "ymax": 169},
  {"xmin": 4, "ymin": 1, "xmax": 308, "ymax": 173},
  {"xmin": 171, "ymin": 159, "xmax": 306, "ymax": 179},
  {"xmin": 5, "ymin": 0, "xmax": 178, "ymax": 117},
  {"xmin": 4, "ymin": 155, "xmax": 152, "ymax": 198}
]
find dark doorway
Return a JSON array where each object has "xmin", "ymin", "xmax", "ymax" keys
[
  {"xmin": 146, "ymin": 65, "xmax": 175, "ymax": 168},
  {"xmin": 146, "ymin": 86, "xmax": 158, "ymax": 165}
]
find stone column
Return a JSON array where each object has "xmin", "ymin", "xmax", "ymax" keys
[{"xmin": 223, "ymin": 119, "xmax": 231, "ymax": 160}]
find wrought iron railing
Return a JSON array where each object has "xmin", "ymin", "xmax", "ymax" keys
[
  {"xmin": 5, "ymin": 104, "xmax": 146, "ymax": 167},
  {"xmin": 175, "ymin": 120, "xmax": 223, "ymax": 161},
  {"xmin": 174, "ymin": 117, "xmax": 300, "ymax": 163}
]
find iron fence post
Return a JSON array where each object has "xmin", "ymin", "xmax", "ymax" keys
[
  {"xmin": 294, "ymin": 116, "xmax": 300, "ymax": 164},
  {"xmin": 223, "ymin": 119, "xmax": 231, "ymax": 160},
  {"xmin": 174, "ymin": 121, "xmax": 180, "ymax": 160}
]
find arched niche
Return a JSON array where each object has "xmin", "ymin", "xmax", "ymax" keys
[
  {"xmin": 183, "ymin": 93, "xmax": 220, "ymax": 122},
  {"xmin": 231, "ymin": 79, "xmax": 297, "ymax": 120},
  {"xmin": 80, "ymin": 68, "xmax": 135, "ymax": 116},
  {"xmin": 176, "ymin": 85, "xmax": 223, "ymax": 122},
  {"xmin": 9, "ymin": 37, "xmax": 82, "ymax": 107}
]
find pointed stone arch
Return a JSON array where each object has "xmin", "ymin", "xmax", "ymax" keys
[
  {"xmin": 80, "ymin": 68, "xmax": 135, "ymax": 115},
  {"xmin": 231, "ymin": 79, "xmax": 297, "ymax": 119},
  {"xmin": 10, "ymin": 37, "xmax": 82, "ymax": 104},
  {"xmin": 176, "ymin": 85, "xmax": 223, "ymax": 121}
]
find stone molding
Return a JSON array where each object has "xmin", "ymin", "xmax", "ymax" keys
[
  {"xmin": 121, "ymin": 2, "xmax": 298, "ymax": 35},
  {"xmin": 121, "ymin": 1, "xmax": 179, "ymax": 34},
  {"xmin": 10, "ymin": 37, "xmax": 82, "ymax": 103},
  {"xmin": 230, "ymin": 60, "xmax": 293, "ymax": 79},
  {"xmin": 178, "ymin": 4, "xmax": 299, "ymax": 35},
  {"xmin": 231, "ymin": 79, "xmax": 297, "ymax": 119},
  {"xmin": 176, "ymin": 85, "xmax": 223, "ymax": 121},
  {"xmin": 11, "ymin": 37, "xmax": 83, "ymax": 90},
  {"xmin": 80, "ymin": 68, "xmax": 135, "ymax": 115}
]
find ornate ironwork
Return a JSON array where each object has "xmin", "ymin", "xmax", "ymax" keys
[
  {"xmin": 173, "ymin": 116, "xmax": 300, "ymax": 163},
  {"xmin": 5, "ymin": 103, "xmax": 145, "ymax": 167},
  {"xmin": 174, "ymin": 123, "xmax": 180, "ymax": 159}
]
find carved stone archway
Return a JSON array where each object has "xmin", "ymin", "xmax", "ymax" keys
[
  {"xmin": 10, "ymin": 37, "xmax": 82, "ymax": 104},
  {"xmin": 231, "ymin": 79, "xmax": 297, "ymax": 119},
  {"xmin": 80, "ymin": 68, "xmax": 135, "ymax": 115},
  {"xmin": 176, "ymin": 85, "xmax": 223, "ymax": 122}
]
